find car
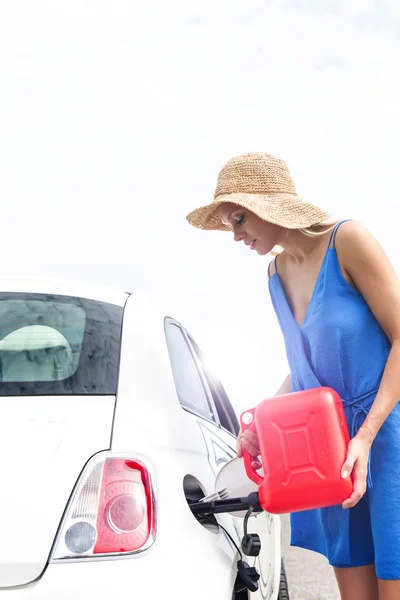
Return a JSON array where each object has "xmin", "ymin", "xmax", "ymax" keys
[{"xmin": 0, "ymin": 277, "xmax": 288, "ymax": 599}]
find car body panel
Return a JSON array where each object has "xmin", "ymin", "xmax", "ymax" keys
[
  {"xmin": 0, "ymin": 283, "xmax": 282, "ymax": 599},
  {"xmin": 0, "ymin": 396, "xmax": 115, "ymax": 587}
]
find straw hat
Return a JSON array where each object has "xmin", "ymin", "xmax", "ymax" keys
[{"xmin": 186, "ymin": 152, "xmax": 330, "ymax": 231}]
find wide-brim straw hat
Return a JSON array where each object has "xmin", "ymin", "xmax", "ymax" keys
[{"xmin": 186, "ymin": 152, "xmax": 330, "ymax": 231}]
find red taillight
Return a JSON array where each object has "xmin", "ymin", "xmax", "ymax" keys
[
  {"xmin": 94, "ymin": 459, "xmax": 152, "ymax": 554},
  {"xmin": 51, "ymin": 454, "xmax": 155, "ymax": 561}
]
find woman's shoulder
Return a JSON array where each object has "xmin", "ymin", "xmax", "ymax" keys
[
  {"xmin": 334, "ymin": 220, "xmax": 389, "ymax": 285},
  {"xmin": 334, "ymin": 220, "xmax": 374, "ymax": 251}
]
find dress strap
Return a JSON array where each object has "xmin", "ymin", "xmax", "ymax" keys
[
  {"xmin": 327, "ymin": 220, "xmax": 351, "ymax": 249},
  {"xmin": 268, "ymin": 256, "xmax": 278, "ymax": 278}
]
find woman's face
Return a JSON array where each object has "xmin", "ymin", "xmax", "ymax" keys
[{"xmin": 217, "ymin": 203, "xmax": 280, "ymax": 255}]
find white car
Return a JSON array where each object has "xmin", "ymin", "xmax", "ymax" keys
[{"xmin": 0, "ymin": 278, "xmax": 289, "ymax": 599}]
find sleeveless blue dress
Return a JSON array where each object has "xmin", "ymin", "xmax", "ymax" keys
[{"xmin": 268, "ymin": 221, "xmax": 400, "ymax": 580}]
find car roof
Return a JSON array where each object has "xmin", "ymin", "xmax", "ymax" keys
[{"xmin": 0, "ymin": 277, "xmax": 129, "ymax": 307}]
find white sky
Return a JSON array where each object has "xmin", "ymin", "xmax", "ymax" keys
[{"xmin": 1, "ymin": 0, "xmax": 400, "ymax": 412}]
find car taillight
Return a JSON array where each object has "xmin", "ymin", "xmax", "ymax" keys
[{"xmin": 51, "ymin": 453, "xmax": 156, "ymax": 561}]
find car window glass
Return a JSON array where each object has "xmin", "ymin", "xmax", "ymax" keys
[
  {"xmin": 0, "ymin": 293, "xmax": 122, "ymax": 395},
  {"xmin": 165, "ymin": 322, "xmax": 215, "ymax": 422},
  {"xmin": 188, "ymin": 336, "xmax": 239, "ymax": 436}
]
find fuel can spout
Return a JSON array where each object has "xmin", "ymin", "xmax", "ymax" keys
[{"xmin": 190, "ymin": 491, "xmax": 261, "ymax": 516}]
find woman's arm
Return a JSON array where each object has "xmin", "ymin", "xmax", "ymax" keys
[
  {"xmin": 338, "ymin": 221, "xmax": 400, "ymax": 438},
  {"xmin": 336, "ymin": 221, "xmax": 400, "ymax": 507}
]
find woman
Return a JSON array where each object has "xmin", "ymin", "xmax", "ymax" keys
[{"xmin": 186, "ymin": 152, "xmax": 400, "ymax": 600}]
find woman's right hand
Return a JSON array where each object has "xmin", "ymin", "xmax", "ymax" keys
[
  {"xmin": 236, "ymin": 428, "xmax": 262, "ymax": 470},
  {"xmin": 236, "ymin": 376, "xmax": 290, "ymax": 473}
]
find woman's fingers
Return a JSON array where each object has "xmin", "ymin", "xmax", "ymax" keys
[
  {"xmin": 341, "ymin": 447, "xmax": 356, "ymax": 480},
  {"xmin": 236, "ymin": 428, "xmax": 243, "ymax": 457},
  {"xmin": 342, "ymin": 461, "xmax": 367, "ymax": 509},
  {"xmin": 240, "ymin": 430, "xmax": 260, "ymax": 457},
  {"xmin": 251, "ymin": 459, "xmax": 262, "ymax": 470},
  {"xmin": 237, "ymin": 430, "xmax": 261, "ymax": 470},
  {"xmin": 341, "ymin": 438, "xmax": 369, "ymax": 509}
]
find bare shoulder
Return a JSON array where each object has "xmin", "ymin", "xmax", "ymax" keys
[
  {"xmin": 335, "ymin": 219, "xmax": 371, "ymax": 241},
  {"xmin": 334, "ymin": 220, "xmax": 400, "ymax": 341},
  {"xmin": 335, "ymin": 220, "xmax": 396, "ymax": 283},
  {"xmin": 334, "ymin": 220, "xmax": 383, "ymax": 258}
]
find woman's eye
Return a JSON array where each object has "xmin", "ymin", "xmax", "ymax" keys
[{"xmin": 236, "ymin": 215, "xmax": 245, "ymax": 226}]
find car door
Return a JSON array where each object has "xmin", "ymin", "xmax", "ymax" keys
[
  {"xmin": 166, "ymin": 320, "xmax": 279, "ymax": 600},
  {"xmin": 165, "ymin": 318, "xmax": 238, "ymax": 476},
  {"xmin": 164, "ymin": 318, "xmax": 241, "ymax": 576},
  {"xmin": 187, "ymin": 337, "xmax": 280, "ymax": 600},
  {"xmin": 185, "ymin": 333, "xmax": 239, "ymax": 474}
]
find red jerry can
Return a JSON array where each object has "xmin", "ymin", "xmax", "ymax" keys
[{"xmin": 240, "ymin": 387, "xmax": 353, "ymax": 514}]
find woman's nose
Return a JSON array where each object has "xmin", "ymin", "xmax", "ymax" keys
[{"xmin": 234, "ymin": 230, "xmax": 246, "ymax": 242}]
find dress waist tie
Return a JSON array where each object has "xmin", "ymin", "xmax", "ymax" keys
[{"xmin": 342, "ymin": 388, "xmax": 379, "ymax": 489}]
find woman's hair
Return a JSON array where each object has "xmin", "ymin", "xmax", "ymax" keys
[
  {"xmin": 298, "ymin": 217, "xmax": 339, "ymax": 238},
  {"xmin": 271, "ymin": 217, "xmax": 339, "ymax": 256}
]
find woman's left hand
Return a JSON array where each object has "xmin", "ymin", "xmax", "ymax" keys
[{"xmin": 341, "ymin": 428, "xmax": 374, "ymax": 509}]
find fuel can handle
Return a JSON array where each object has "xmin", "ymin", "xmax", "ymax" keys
[{"xmin": 240, "ymin": 408, "xmax": 263, "ymax": 486}]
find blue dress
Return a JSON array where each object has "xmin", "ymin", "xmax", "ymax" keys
[{"xmin": 268, "ymin": 220, "xmax": 400, "ymax": 580}]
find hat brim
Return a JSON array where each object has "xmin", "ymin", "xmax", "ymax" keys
[{"xmin": 186, "ymin": 192, "xmax": 330, "ymax": 231}]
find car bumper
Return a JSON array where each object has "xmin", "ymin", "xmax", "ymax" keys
[{"xmin": 0, "ymin": 545, "xmax": 236, "ymax": 599}]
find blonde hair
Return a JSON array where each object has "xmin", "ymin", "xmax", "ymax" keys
[{"xmin": 271, "ymin": 217, "xmax": 339, "ymax": 256}]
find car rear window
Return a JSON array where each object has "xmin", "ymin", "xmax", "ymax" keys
[{"xmin": 0, "ymin": 293, "xmax": 123, "ymax": 396}]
